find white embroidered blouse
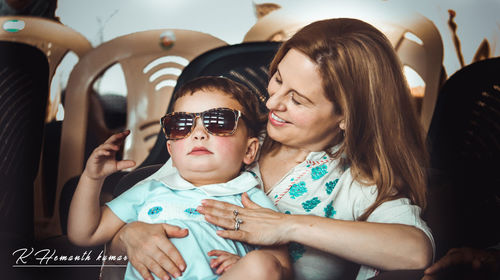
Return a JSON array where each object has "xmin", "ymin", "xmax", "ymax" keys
[{"xmin": 247, "ymin": 148, "xmax": 435, "ymax": 280}]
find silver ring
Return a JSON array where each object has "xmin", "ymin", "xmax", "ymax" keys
[
  {"xmin": 233, "ymin": 209, "xmax": 239, "ymax": 218},
  {"xmin": 234, "ymin": 217, "xmax": 243, "ymax": 231}
]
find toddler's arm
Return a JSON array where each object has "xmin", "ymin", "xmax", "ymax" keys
[
  {"xmin": 211, "ymin": 190, "xmax": 292, "ymax": 279},
  {"xmin": 67, "ymin": 131, "xmax": 136, "ymax": 247}
]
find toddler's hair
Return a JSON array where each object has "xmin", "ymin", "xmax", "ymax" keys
[{"xmin": 171, "ymin": 76, "xmax": 267, "ymax": 137}]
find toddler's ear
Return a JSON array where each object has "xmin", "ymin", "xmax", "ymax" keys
[
  {"xmin": 243, "ymin": 137, "xmax": 259, "ymax": 165},
  {"xmin": 166, "ymin": 141, "xmax": 172, "ymax": 154},
  {"xmin": 166, "ymin": 141, "xmax": 175, "ymax": 167}
]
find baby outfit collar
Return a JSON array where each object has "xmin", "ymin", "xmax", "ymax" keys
[{"xmin": 155, "ymin": 162, "xmax": 259, "ymax": 196}]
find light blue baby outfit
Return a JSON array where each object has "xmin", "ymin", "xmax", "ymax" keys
[{"xmin": 106, "ymin": 164, "xmax": 276, "ymax": 280}]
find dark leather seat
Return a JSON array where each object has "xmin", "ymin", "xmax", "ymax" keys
[
  {"xmin": 424, "ymin": 58, "xmax": 500, "ymax": 279},
  {"xmin": 0, "ymin": 41, "xmax": 49, "ymax": 277}
]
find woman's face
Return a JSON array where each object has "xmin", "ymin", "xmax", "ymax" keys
[{"xmin": 266, "ymin": 48, "xmax": 344, "ymax": 151}]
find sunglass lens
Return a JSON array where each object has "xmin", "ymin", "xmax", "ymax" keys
[
  {"xmin": 163, "ymin": 114, "xmax": 193, "ymax": 139},
  {"xmin": 203, "ymin": 109, "xmax": 237, "ymax": 135}
]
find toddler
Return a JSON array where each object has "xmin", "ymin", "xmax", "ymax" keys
[{"xmin": 68, "ymin": 77, "xmax": 290, "ymax": 279}]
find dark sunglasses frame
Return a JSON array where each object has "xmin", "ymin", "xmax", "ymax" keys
[{"xmin": 160, "ymin": 107, "xmax": 245, "ymax": 140}]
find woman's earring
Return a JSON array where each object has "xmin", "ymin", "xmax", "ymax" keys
[
  {"xmin": 339, "ymin": 120, "xmax": 346, "ymax": 137},
  {"xmin": 339, "ymin": 120, "xmax": 346, "ymax": 130}
]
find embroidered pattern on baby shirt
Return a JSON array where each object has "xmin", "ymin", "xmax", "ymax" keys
[
  {"xmin": 139, "ymin": 201, "xmax": 205, "ymax": 223},
  {"xmin": 147, "ymin": 206, "xmax": 163, "ymax": 219},
  {"xmin": 184, "ymin": 208, "xmax": 201, "ymax": 216}
]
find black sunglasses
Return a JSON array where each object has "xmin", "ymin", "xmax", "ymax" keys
[{"xmin": 161, "ymin": 107, "xmax": 245, "ymax": 140}]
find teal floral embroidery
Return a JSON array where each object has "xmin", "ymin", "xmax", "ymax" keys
[
  {"xmin": 311, "ymin": 164, "xmax": 328, "ymax": 180},
  {"xmin": 184, "ymin": 208, "xmax": 200, "ymax": 216},
  {"xmin": 288, "ymin": 242, "xmax": 306, "ymax": 262},
  {"xmin": 325, "ymin": 179, "xmax": 339, "ymax": 195},
  {"xmin": 148, "ymin": 206, "xmax": 163, "ymax": 218},
  {"xmin": 324, "ymin": 202, "xmax": 336, "ymax": 218},
  {"xmin": 289, "ymin": 181, "xmax": 307, "ymax": 199},
  {"xmin": 302, "ymin": 197, "xmax": 321, "ymax": 212},
  {"xmin": 284, "ymin": 211, "xmax": 291, "ymax": 214}
]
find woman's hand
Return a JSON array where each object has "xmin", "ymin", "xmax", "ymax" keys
[
  {"xmin": 208, "ymin": 250, "xmax": 240, "ymax": 275},
  {"xmin": 116, "ymin": 221, "xmax": 189, "ymax": 280},
  {"xmin": 83, "ymin": 130, "xmax": 135, "ymax": 181},
  {"xmin": 197, "ymin": 192, "xmax": 292, "ymax": 246}
]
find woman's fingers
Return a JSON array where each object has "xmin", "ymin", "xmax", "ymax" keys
[
  {"xmin": 128, "ymin": 244, "xmax": 171, "ymax": 280},
  {"xmin": 127, "ymin": 249, "xmax": 173, "ymax": 280},
  {"xmin": 200, "ymin": 199, "xmax": 243, "ymax": 213},
  {"xmin": 199, "ymin": 198, "xmax": 289, "ymax": 246},
  {"xmin": 202, "ymin": 212, "xmax": 235, "ymax": 230},
  {"xmin": 122, "ymin": 222, "xmax": 188, "ymax": 279},
  {"xmin": 154, "ymin": 242, "xmax": 185, "ymax": 276},
  {"xmin": 162, "ymin": 224, "xmax": 189, "ymax": 239},
  {"xmin": 197, "ymin": 201, "xmax": 241, "ymax": 230},
  {"xmin": 157, "ymin": 224, "xmax": 188, "ymax": 272},
  {"xmin": 145, "ymin": 257, "xmax": 175, "ymax": 280},
  {"xmin": 241, "ymin": 192, "xmax": 261, "ymax": 209},
  {"xmin": 132, "ymin": 261, "xmax": 155, "ymax": 280},
  {"xmin": 215, "ymin": 229, "xmax": 248, "ymax": 242},
  {"xmin": 151, "ymin": 251, "xmax": 181, "ymax": 279},
  {"xmin": 200, "ymin": 196, "xmax": 265, "ymax": 219}
]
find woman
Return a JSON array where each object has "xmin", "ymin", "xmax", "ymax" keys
[{"xmin": 108, "ymin": 18, "xmax": 434, "ymax": 280}]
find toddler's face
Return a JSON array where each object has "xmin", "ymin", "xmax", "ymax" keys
[{"xmin": 167, "ymin": 90, "xmax": 258, "ymax": 186}]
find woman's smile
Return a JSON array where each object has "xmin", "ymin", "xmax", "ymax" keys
[{"xmin": 268, "ymin": 111, "xmax": 288, "ymax": 126}]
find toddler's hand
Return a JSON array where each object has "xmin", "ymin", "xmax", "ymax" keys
[
  {"xmin": 208, "ymin": 250, "xmax": 241, "ymax": 275},
  {"xmin": 83, "ymin": 130, "xmax": 136, "ymax": 180}
]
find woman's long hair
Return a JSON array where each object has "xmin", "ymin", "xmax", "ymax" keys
[{"xmin": 268, "ymin": 18, "xmax": 428, "ymax": 220}]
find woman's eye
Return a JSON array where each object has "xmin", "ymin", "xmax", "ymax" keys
[
  {"xmin": 274, "ymin": 75, "xmax": 282, "ymax": 84},
  {"xmin": 290, "ymin": 93, "xmax": 301, "ymax": 105}
]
